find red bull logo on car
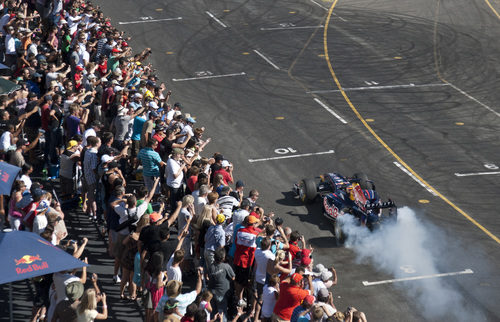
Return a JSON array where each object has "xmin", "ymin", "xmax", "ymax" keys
[{"xmin": 14, "ymin": 254, "xmax": 49, "ymax": 274}]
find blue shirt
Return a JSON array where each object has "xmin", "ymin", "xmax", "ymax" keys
[
  {"xmin": 291, "ymin": 305, "xmax": 309, "ymax": 322},
  {"xmin": 205, "ymin": 224, "xmax": 225, "ymax": 251},
  {"xmin": 138, "ymin": 147, "xmax": 162, "ymax": 177},
  {"xmin": 131, "ymin": 116, "xmax": 146, "ymax": 141}
]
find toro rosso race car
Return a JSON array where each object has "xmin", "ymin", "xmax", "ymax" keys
[{"xmin": 293, "ymin": 172, "xmax": 397, "ymax": 244}]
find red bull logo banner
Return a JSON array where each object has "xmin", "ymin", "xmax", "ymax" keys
[{"xmin": 14, "ymin": 254, "xmax": 49, "ymax": 274}]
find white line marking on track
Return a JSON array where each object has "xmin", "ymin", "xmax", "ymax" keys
[
  {"xmin": 362, "ymin": 269, "xmax": 474, "ymax": 286},
  {"xmin": 454, "ymin": 171, "xmax": 500, "ymax": 177},
  {"xmin": 206, "ymin": 11, "xmax": 227, "ymax": 28},
  {"xmin": 314, "ymin": 98, "xmax": 347, "ymax": 124},
  {"xmin": 253, "ymin": 50, "xmax": 280, "ymax": 70},
  {"xmin": 447, "ymin": 82, "xmax": 500, "ymax": 118},
  {"xmin": 307, "ymin": 83, "xmax": 450, "ymax": 94},
  {"xmin": 307, "ymin": 0, "xmax": 347, "ymax": 21},
  {"xmin": 260, "ymin": 25, "xmax": 324, "ymax": 31},
  {"xmin": 172, "ymin": 72, "xmax": 246, "ymax": 82},
  {"xmin": 248, "ymin": 150, "xmax": 335, "ymax": 163},
  {"xmin": 118, "ymin": 17, "xmax": 183, "ymax": 25},
  {"xmin": 393, "ymin": 162, "xmax": 438, "ymax": 196}
]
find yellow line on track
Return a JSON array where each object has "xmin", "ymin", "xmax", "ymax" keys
[
  {"xmin": 485, "ymin": 0, "xmax": 500, "ymax": 19},
  {"xmin": 322, "ymin": 0, "xmax": 500, "ymax": 244}
]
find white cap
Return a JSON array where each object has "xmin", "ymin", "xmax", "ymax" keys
[
  {"xmin": 101, "ymin": 154, "xmax": 113, "ymax": 163},
  {"xmin": 114, "ymin": 85, "xmax": 124, "ymax": 92},
  {"xmin": 221, "ymin": 160, "xmax": 230, "ymax": 168},
  {"xmin": 149, "ymin": 101, "xmax": 159, "ymax": 109}
]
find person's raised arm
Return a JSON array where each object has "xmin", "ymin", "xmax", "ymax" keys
[
  {"xmin": 95, "ymin": 293, "xmax": 108, "ymax": 320},
  {"xmin": 195, "ymin": 267, "xmax": 203, "ymax": 295},
  {"xmin": 166, "ymin": 201, "xmax": 182, "ymax": 227},
  {"xmin": 25, "ymin": 131, "xmax": 43, "ymax": 152},
  {"xmin": 79, "ymin": 257, "xmax": 88, "ymax": 284},
  {"xmin": 144, "ymin": 177, "xmax": 160, "ymax": 203}
]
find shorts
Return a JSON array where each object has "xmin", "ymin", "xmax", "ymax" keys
[
  {"xmin": 255, "ymin": 282, "xmax": 265, "ymax": 302},
  {"xmin": 234, "ymin": 265, "xmax": 251, "ymax": 286},
  {"xmin": 113, "ymin": 233, "xmax": 127, "ymax": 259},
  {"xmin": 131, "ymin": 140, "xmax": 140, "ymax": 158}
]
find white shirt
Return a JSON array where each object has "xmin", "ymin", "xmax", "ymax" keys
[
  {"xmin": 82, "ymin": 128, "xmax": 96, "ymax": 146},
  {"xmin": 5, "ymin": 34, "xmax": 16, "ymax": 55},
  {"xmin": 194, "ymin": 195, "xmax": 207, "ymax": 217},
  {"xmin": 32, "ymin": 213, "xmax": 48, "ymax": 235},
  {"xmin": 177, "ymin": 124, "xmax": 193, "ymax": 144},
  {"xmin": 0, "ymin": 131, "xmax": 11, "ymax": 151},
  {"xmin": 166, "ymin": 158, "xmax": 183, "ymax": 188},
  {"xmin": 312, "ymin": 278, "xmax": 327, "ymax": 297},
  {"xmin": 114, "ymin": 202, "xmax": 149, "ymax": 235},
  {"xmin": 232, "ymin": 209, "xmax": 249, "ymax": 228},
  {"xmin": 261, "ymin": 285, "xmax": 278, "ymax": 318},
  {"xmin": 166, "ymin": 254, "xmax": 182, "ymax": 282},
  {"xmin": 52, "ymin": 272, "xmax": 80, "ymax": 304},
  {"xmin": 254, "ymin": 249, "xmax": 275, "ymax": 284},
  {"xmin": 166, "ymin": 110, "xmax": 176, "ymax": 121}
]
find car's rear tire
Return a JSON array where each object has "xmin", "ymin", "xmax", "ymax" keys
[
  {"xmin": 298, "ymin": 178, "xmax": 317, "ymax": 203},
  {"xmin": 353, "ymin": 172, "xmax": 374, "ymax": 190}
]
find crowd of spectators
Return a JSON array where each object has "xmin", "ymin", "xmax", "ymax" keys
[{"xmin": 0, "ymin": 0, "xmax": 368, "ymax": 322}]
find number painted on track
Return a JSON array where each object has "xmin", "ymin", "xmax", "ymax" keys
[
  {"xmin": 484, "ymin": 163, "xmax": 499, "ymax": 170},
  {"xmin": 274, "ymin": 147, "xmax": 297, "ymax": 154}
]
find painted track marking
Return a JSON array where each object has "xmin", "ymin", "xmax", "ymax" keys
[
  {"xmin": 314, "ymin": 98, "xmax": 347, "ymax": 124},
  {"xmin": 308, "ymin": 0, "xmax": 347, "ymax": 21},
  {"xmin": 447, "ymin": 82, "xmax": 500, "ymax": 117},
  {"xmin": 307, "ymin": 83, "xmax": 449, "ymax": 94},
  {"xmin": 248, "ymin": 150, "xmax": 334, "ymax": 163},
  {"xmin": 253, "ymin": 50, "xmax": 280, "ymax": 70},
  {"xmin": 118, "ymin": 17, "xmax": 182, "ymax": 25},
  {"xmin": 260, "ymin": 25, "xmax": 324, "ymax": 31},
  {"xmin": 172, "ymin": 72, "xmax": 246, "ymax": 82},
  {"xmin": 206, "ymin": 11, "xmax": 228, "ymax": 28},
  {"xmin": 454, "ymin": 171, "xmax": 500, "ymax": 177},
  {"xmin": 393, "ymin": 162, "xmax": 438, "ymax": 196},
  {"xmin": 324, "ymin": 0, "xmax": 500, "ymax": 244},
  {"xmin": 362, "ymin": 269, "xmax": 474, "ymax": 286}
]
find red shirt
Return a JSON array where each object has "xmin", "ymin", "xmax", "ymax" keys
[
  {"xmin": 273, "ymin": 282, "xmax": 309, "ymax": 320},
  {"xmin": 288, "ymin": 241, "xmax": 301, "ymax": 260},
  {"xmin": 187, "ymin": 175, "xmax": 198, "ymax": 193},
  {"xmin": 233, "ymin": 226, "xmax": 261, "ymax": 268},
  {"xmin": 101, "ymin": 86, "xmax": 115, "ymax": 111},
  {"xmin": 214, "ymin": 169, "xmax": 233, "ymax": 185},
  {"xmin": 97, "ymin": 61, "xmax": 107, "ymax": 76}
]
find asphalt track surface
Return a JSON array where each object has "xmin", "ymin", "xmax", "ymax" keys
[{"xmin": 3, "ymin": 0, "xmax": 500, "ymax": 321}]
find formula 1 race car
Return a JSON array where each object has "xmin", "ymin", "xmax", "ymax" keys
[{"xmin": 293, "ymin": 172, "xmax": 397, "ymax": 244}]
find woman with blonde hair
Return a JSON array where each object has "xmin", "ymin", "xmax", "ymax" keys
[
  {"xmin": 267, "ymin": 250, "xmax": 292, "ymax": 278},
  {"xmin": 76, "ymin": 288, "xmax": 108, "ymax": 321},
  {"xmin": 194, "ymin": 205, "xmax": 215, "ymax": 264}
]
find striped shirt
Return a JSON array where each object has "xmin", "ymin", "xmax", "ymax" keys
[{"xmin": 138, "ymin": 147, "xmax": 162, "ymax": 177}]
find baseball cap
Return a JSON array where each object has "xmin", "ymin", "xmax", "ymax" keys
[
  {"xmin": 320, "ymin": 270, "xmax": 333, "ymax": 282},
  {"xmin": 66, "ymin": 140, "xmax": 78, "ymax": 150},
  {"xmin": 150, "ymin": 212, "xmax": 162, "ymax": 223},
  {"xmin": 149, "ymin": 101, "xmax": 159, "ymax": 109},
  {"xmin": 101, "ymin": 154, "xmax": 113, "ymax": 163},
  {"xmin": 216, "ymin": 213, "xmax": 225, "ymax": 224},
  {"xmin": 50, "ymin": 80, "xmax": 58, "ymax": 88},
  {"xmin": 221, "ymin": 160, "xmax": 230, "ymax": 168},
  {"xmin": 149, "ymin": 110, "xmax": 159, "ymax": 118},
  {"xmin": 247, "ymin": 215, "xmax": 259, "ymax": 224},
  {"xmin": 236, "ymin": 180, "xmax": 245, "ymax": 188},
  {"xmin": 32, "ymin": 188, "xmax": 46, "ymax": 199},
  {"xmin": 114, "ymin": 85, "xmax": 124, "ymax": 92},
  {"xmin": 111, "ymin": 48, "xmax": 121, "ymax": 53},
  {"xmin": 301, "ymin": 249, "xmax": 312, "ymax": 266},
  {"xmin": 186, "ymin": 117, "xmax": 196, "ymax": 124},
  {"xmin": 215, "ymin": 154, "xmax": 224, "ymax": 162},
  {"xmin": 173, "ymin": 102, "xmax": 182, "ymax": 108},
  {"xmin": 303, "ymin": 295, "xmax": 315, "ymax": 305},
  {"xmin": 172, "ymin": 148, "xmax": 184, "ymax": 155},
  {"xmin": 220, "ymin": 185, "xmax": 231, "ymax": 195},
  {"xmin": 75, "ymin": 65, "xmax": 84, "ymax": 71},
  {"xmin": 318, "ymin": 287, "xmax": 329, "ymax": 299},
  {"xmin": 44, "ymin": 95, "xmax": 52, "ymax": 102},
  {"xmin": 291, "ymin": 272, "xmax": 303, "ymax": 284},
  {"xmin": 65, "ymin": 281, "xmax": 84, "ymax": 302},
  {"xmin": 122, "ymin": 41, "xmax": 128, "ymax": 47},
  {"xmin": 312, "ymin": 264, "xmax": 326, "ymax": 276}
]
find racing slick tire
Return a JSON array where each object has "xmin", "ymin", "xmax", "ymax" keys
[
  {"xmin": 353, "ymin": 172, "xmax": 374, "ymax": 190},
  {"xmin": 298, "ymin": 178, "xmax": 317, "ymax": 203}
]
